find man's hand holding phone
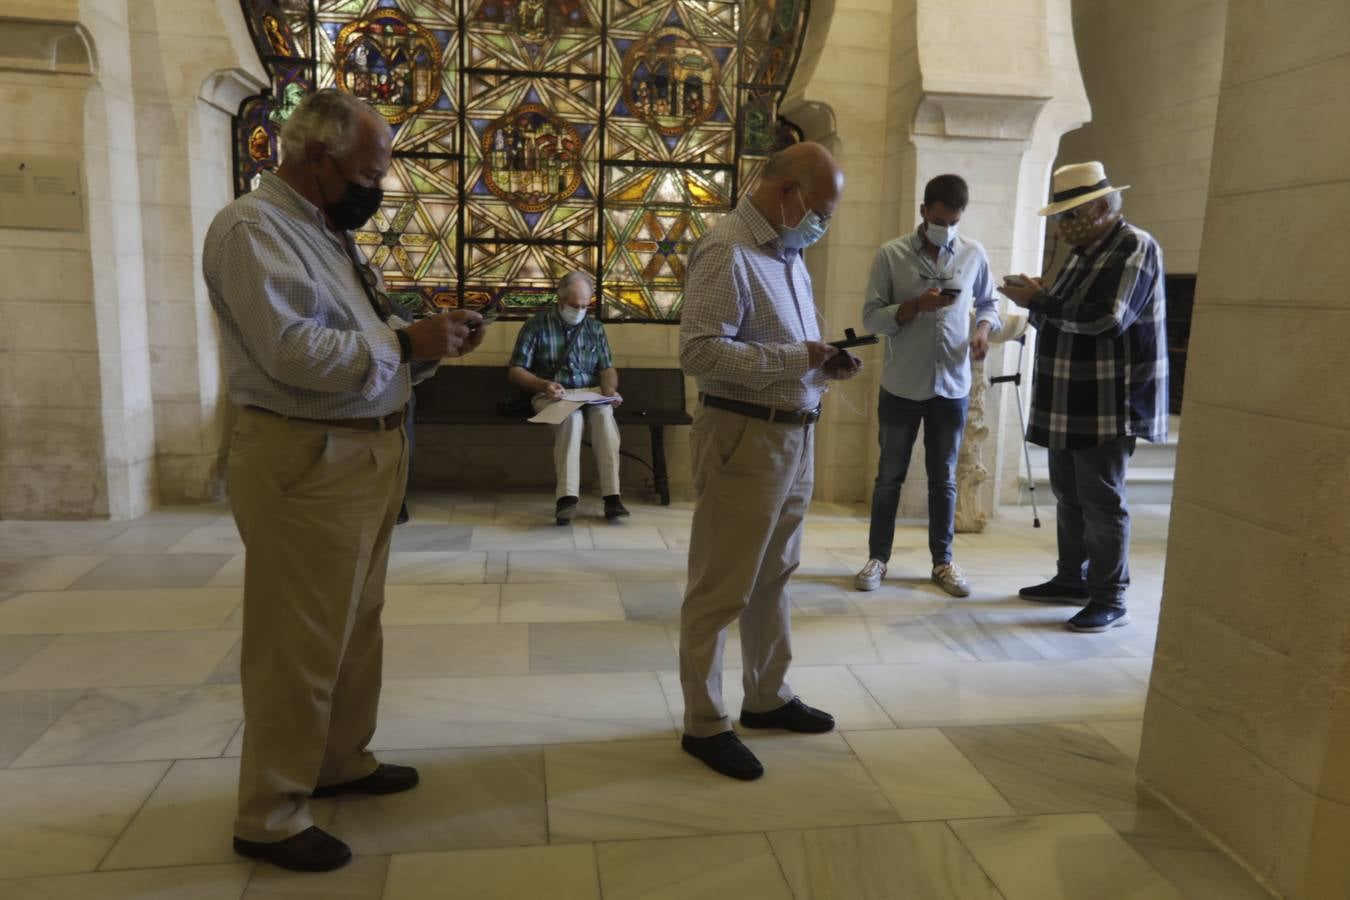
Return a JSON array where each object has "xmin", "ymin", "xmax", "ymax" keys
[
  {"xmin": 998, "ymin": 274, "xmax": 1044, "ymax": 308},
  {"xmin": 404, "ymin": 309, "xmax": 484, "ymax": 359}
]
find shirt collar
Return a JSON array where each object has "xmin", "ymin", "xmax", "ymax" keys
[
  {"xmin": 256, "ymin": 170, "xmax": 329, "ymax": 229},
  {"xmin": 736, "ymin": 201, "xmax": 788, "ymax": 253}
]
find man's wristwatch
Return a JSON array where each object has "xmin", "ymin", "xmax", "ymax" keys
[{"xmin": 395, "ymin": 328, "xmax": 413, "ymax": 364}]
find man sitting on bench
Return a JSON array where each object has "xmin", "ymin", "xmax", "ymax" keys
[{"xmin": 507, "ymin": 271, "xmax": 630, "ymax": 525}]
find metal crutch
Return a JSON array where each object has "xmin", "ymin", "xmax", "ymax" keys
[{"xmin": 988, "ymin": 333, "xmax": 1042, "ymax": 528}]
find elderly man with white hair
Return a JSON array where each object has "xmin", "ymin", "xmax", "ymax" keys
[
  {"xmin": 203, "ymin": 88, "xmax": 488, "ymax": 872},
  {"xmin": 507, "ymin": 271, "xmax": 628, "ymax": 524},
  {"xmin": 1000, "ymin": 161, "xmax": 1168, "ymax": 635}
]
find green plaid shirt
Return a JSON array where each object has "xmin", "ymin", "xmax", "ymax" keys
[{"xmin": 509, "ymin": 307, "xmax": 614, "ymax": 389}]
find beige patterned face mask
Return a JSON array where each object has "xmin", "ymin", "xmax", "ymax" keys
[{"xmin": 1056, "ymin": 202, "xmax": 1107, "ymax": 245}]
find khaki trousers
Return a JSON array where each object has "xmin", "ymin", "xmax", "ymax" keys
[
  {"xmin": 679, "ymin": 405, "xmax": 814, "ymax": 737},
  {"xmin": 227, "ymin": 407, "xmax": 406, "ymax": 842},
  {"xmin": 531, "ymin": 391, "xmax": 622, "ymax": 498}
]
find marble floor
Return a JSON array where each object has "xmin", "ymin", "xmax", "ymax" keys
[{"xmin": 0, "ymin": 492, "xmax": 1271, "ymax": 899}]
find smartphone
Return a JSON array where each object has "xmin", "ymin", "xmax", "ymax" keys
[
  {"xmin": 828, "ymin": 327, "xmax": 880, "ymax": 350},
  {"xmin": 470, "ymin": 297, "xmax": 502, "ymax": 329},
  {"xmin": 1003, "ymin": 275, "xmax": 1029, "ymax": 288},
  {"xmin": 938, "ymin": 287, "xmax": 960, "ymax": 303}
]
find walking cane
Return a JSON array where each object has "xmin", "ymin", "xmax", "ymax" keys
[{"xmin": 988, "ymin": 334, "xmax": 1042, "ymax": 528}]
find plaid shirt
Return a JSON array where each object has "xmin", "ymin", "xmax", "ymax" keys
[
  {"xmin": 509, "ymin": 307, "xmax": 614, "ymax": 389},
  {"xmin": 1027, "ymin": 218, "xmax": 1169, "ymax": 449},
  {"xmin": 680, "ymin": 203, "xmax": 824, "ymax": 412}
]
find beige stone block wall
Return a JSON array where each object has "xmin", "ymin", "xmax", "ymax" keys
[
  {"xmin": 1056, "ymin": 0, "xmax": 1227, "ymax": 274},
  {"xmin": 1139, "ymin": 3, "xmax": 1350, "ymax": 898},
  {"xmin": 0, "ymin": 11, "xmax": 119, "ymax": 518},
  {"xmin": 127, "ymin": 0, "xmax": 265, "ymax": 505}
]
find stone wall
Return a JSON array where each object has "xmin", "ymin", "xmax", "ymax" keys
[
  {"xmin": 1138, "ymin": 3, "xmax": 1350, "ymax": 898},
  {"xmin": 1057, "ymin": 0, "xmax": 1227, "ymax": 274},
  {"xmin": 0, "ymin": 0, "xmax": 262, "ymax": 519}
]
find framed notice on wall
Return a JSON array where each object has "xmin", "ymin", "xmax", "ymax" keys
[{"xmin": 0, "ymin": 155, "xmax": 83, "ymax": 231}]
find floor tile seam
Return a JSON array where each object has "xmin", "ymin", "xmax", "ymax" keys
[
  {"xmin": 0, "ymin": 858, "xmax": 260, "ymax": 885},
  {"xmin": 931, "ymin": 725, "xmax": 1028, "ymax": 818},
  {"xmin": 940, "ymin": 818, "xmax": 1012, "ymax": 900},
  {"xmin": 1, "ymin": 685, "xmax": 90, "ymax": 770},
  {"xmin": 92, "ymin": 758, "xmax": 175, "ymax": 873}
]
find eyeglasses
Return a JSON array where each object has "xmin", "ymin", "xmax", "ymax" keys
[
  {"xmin": 795, "ymin": 185, "xmax": 833, "ymax": 226},
  {"xmin": 352, "ymin": 257, "xmax": 395, "ymax": 321}
]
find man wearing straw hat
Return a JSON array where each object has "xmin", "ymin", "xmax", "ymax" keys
[{"xmin": 999, "ymin": 161, "xmax": 1168, "ymax": 633}]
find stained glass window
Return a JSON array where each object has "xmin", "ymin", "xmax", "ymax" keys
[{"xmin": 235, "ymin": 0, "xmax": 808, "ymax": 321}]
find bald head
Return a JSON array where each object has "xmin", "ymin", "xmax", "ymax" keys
[{"xmin": 751, "ymin": 141, "xmax": 844, "ymax": 235}]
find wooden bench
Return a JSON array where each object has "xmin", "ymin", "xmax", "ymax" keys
[{"xmin": 413, "ymin": 366, "xmax": 692, "ymax": 505}]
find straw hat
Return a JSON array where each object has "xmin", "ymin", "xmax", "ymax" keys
[{"xmin": 1038, "ymin": 161, "xmax": 1129, "ymax": 217}]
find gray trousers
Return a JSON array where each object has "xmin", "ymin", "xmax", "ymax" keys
[
  {"xmin": 1047, "ymin": 435, "xmax": 1136, "ymax": 609},
  {"xmin": 679, "ymin": 405, "xmax": 814, "ymax": 737}
]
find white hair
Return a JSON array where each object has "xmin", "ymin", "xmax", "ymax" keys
[
  {"xmin": 279, "ymin": 89, "xmax": 380, "ymax": 162},
  {"xmin": 1104, "ymin": 190, "xmax": 1124, "ymax": 216},
  {"xmin": 557, "ymin": 271, "xmax": 595, "ymax": 300}
]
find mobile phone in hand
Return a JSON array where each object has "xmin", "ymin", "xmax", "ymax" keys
[
  {"xmin": 828, "ymin": 327, "xmax": 880, "ymax": 350},
  {"xmin": 469, "ymin": 297, "xmax": 502, "ymax": 330},
  {"xmin": 1003, "ymin": 275, "xmax": 1029, "ymax": 288}
]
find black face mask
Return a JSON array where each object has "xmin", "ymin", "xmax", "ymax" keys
[{"xmin": 319, "ymin": 157, "xmax": 383, "ymax": 231}]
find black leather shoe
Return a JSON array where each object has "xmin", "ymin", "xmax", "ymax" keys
[
  {"xmin": 681, "ymin": 731, "xmax": 764, "ymax": 780},
  {"xmin": 1019, "ymin": 580, "xmax": 1090, "ymax": 605},
  {"xmin": 555, "ymin": 496, "xmax": 579, "ymax": 526},
  {"xmin": 311, "ymin": 763, "xmax": 419, "ymax": 799},
  {"xmin": 1067, "ymin": 604, "xmax": 1130, "ymax": 633},
  {"xmin": 233, "ymin": 826, "xmax": 351, "ymax": 872},
  {"xmin": 740, "ymin": 697, "xmax": 835, "ymax": 734},
  {"xmin": 603, "ymin": 494, "xmax": 630, "ymax": 520}
]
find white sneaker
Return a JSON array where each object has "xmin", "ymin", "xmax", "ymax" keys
[
  {"xmin": 854, "ymin": 559, "xmax": 886, "ymax": 592},
  {"xmin": 932, "ymin": 562, "xmax": 971, "ymax": 597}
]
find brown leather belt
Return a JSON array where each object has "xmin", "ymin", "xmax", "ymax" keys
[
  {"xmin": 701, "ymin": 394, "xmax": 821, "ymax": 426},
  {"xmin": 247, "ymin": 406, "xmax": 406, "ymax": 432}
]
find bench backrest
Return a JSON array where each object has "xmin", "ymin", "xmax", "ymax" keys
[{"xmin": 414, "ymin": 365, "xmax": 691, "ymax": 425}]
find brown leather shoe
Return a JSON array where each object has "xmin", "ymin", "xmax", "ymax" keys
[
  {"xmin": 311, "ymin": 763, "xmax": 420, "ymax": 799},
  {"xmin": 233, "ymin": 826, "xmax": 351, "ymax": 872}
]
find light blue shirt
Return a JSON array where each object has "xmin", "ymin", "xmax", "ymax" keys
[{"xmin": 861, "ymin": 227, "xmax": 1001, "ymax": 401}]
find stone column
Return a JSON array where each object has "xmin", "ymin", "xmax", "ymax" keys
[
  {"xmin": 127, "ymin": 0, "xmax": 266, "ymax": 504},
  {"xmin": 1138, "ymin": 4, "xmax": 1350, "ymax": 899}
]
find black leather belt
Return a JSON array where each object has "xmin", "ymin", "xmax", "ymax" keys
[
  {"xmin": 702, "ymin": 394, "xmax": 821, "ymax": 425},
  {"xmin": 248, "ymin": 406, "xmax": 406, "ymax": 432}
]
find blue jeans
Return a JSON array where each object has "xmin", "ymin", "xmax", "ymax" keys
[
  {"xmin": 867, "ymin": 390, "xmax": 969, "ymax": 565},
  {"xmin": 1048, "ymin": 436, "xmax": 1136, "ymax": 609}
]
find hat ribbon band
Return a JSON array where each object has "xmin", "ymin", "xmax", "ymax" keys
[{"xmin": 1052, "ymin": 178, "xmax": 1110, "ymax": 203}]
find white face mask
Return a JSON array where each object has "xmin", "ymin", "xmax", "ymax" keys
[
  {"xmin": 925, "ymin": 219, "xmax": 958, "ymax": 246},
  {"xmin": 559, "ymin": 305, "xmax": 586, "ymax": 326}
]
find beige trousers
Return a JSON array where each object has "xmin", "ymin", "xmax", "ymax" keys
[
  {"xmin": 679, "ymin": 405, "xmax": 814, "ymax": 737},
  {"xmin": 227, "ymin": 407, "xmax": 406, "ymax": 842},
  {"xmin": 531, "ymin": 392, "xmax": 622, "ymax": 498}
]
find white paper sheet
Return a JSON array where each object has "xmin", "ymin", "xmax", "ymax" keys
[
  {"xmin": 527, "ymin": 390, "xmax": 621, "ymax": 424},
  {"xmin": 528, "ymin": 399, "xmax": 585, "ymax": 424}
]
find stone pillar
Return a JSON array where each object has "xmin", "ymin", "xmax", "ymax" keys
[
  {"xmin": 127, "ymin": 0, "xmax": 265, "ymax": 504},
  {"xmin": 1138, "ymin": 4, "xmax": 1350, "ymax": 899}
]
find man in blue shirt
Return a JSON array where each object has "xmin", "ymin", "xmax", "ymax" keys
[{"xmin": 856, "ymin": 175, "xmax": 1001, "ymax": 596}]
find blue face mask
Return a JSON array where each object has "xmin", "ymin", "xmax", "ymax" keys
[
  {"xmin": 780, "ymin": 188, "xmax": 830, "ymax": 250},
  {"xmin": 925, "ymin": 220, "xmax": 958, "ymax": 246}
]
